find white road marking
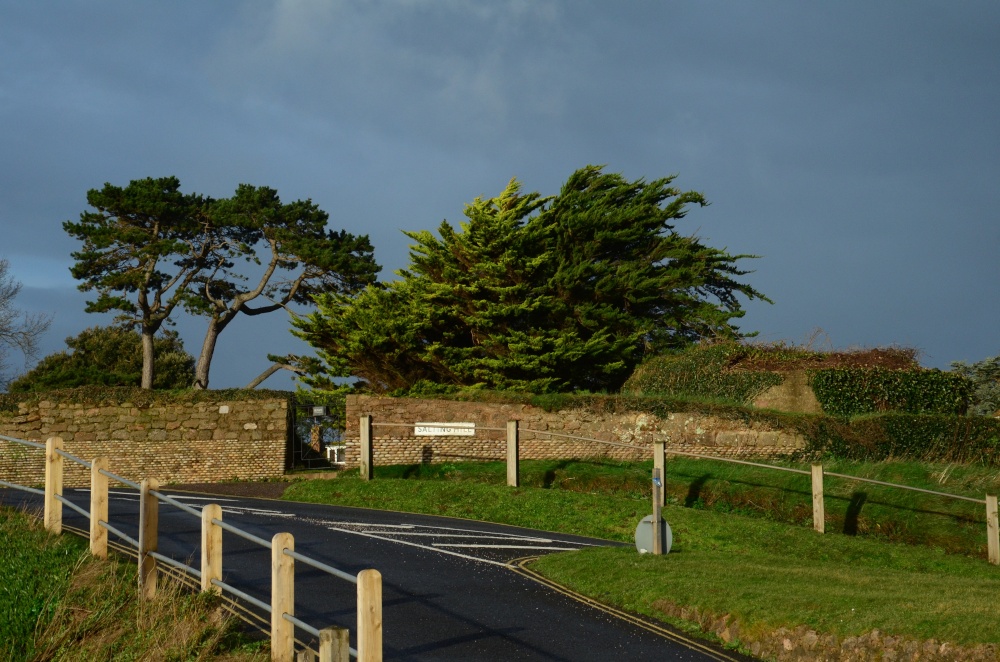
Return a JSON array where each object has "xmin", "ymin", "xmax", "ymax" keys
[
  {"xmin": 433, "ymin": 544, "xmax": 578, "ymax": 551},
  {"xmin": 360, "ymin": 532, "xmax": 555, "ymax": 541},
  {"xmin": 327, "ymin": 526, "xmax": 511, "ymax": 568}
]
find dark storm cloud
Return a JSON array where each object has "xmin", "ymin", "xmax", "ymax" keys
[{"xmin": 1, "ymin": 1, "xmax": 998, "ymax": 387}]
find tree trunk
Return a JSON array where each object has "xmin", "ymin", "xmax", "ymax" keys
[
  {"xmin": 193, "ymin": 320, "xmax": 222, "ymax": 390},
  {"xmin": 141, "ymin": 329, "xmax": 155, "ymax": 389}
]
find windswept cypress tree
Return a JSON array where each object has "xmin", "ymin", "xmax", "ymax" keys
[{"xmin": 296, "ymin": 166, "xmax": 769, "ymax": 393}]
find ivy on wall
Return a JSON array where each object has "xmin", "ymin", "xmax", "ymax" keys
[{"xmin": 808, "ymin": 368, "xmax": 971, "ymax": 417}]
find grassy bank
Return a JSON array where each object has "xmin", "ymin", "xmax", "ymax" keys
[
  {"xmin": 0, "ymin": 506, "xmax": 268, "ymax": 661},
  {"xmin": 298, "ymin": 457, "xmax": 997, "ymax": 555},
  {"xmin": 281, "ymin": 458, "xmax": 1000, "ymax": 648}
]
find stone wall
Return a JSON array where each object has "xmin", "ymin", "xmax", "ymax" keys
[
  {"xmin": 344, "ymin": 395, "xmax": 805, "ymax": 468},
  {"xmin": 0, "ymin": 396, "xmax": 290, "ymax": 488}
]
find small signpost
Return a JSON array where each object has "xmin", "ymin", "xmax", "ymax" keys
[
  {"xmin": 634, "ymin": 466, "xmax": 672, "ymax": 555},
  {"xmin": 414, "ymin": 422, "xmax": 475, "ymax": 436}
]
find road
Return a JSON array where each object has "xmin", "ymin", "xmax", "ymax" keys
[{"xmin": 1, "ymin": 487, "xmax": 752, "ymax": 661}]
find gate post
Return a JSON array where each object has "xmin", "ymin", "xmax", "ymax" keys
[{"xmin": 360, "ymin": 415, "xmax": 373, "ymax": 481}]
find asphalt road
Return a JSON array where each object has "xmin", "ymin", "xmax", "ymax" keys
[{"xmin": 1, "ymin": 487, "xmax": 753, "ymax": 661}]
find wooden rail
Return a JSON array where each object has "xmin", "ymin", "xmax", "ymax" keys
[
  {"xmin": 1, "ymin": 434, "xmax": 382, "ymax": 661},
  {"xmin": 360, "ymin": 416, "xmax": 1000, "ymax": 565}
]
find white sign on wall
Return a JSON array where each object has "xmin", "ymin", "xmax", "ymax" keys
[{"xmin": 414, "ymin": 422, "xmax": 476, "ymax": 436}]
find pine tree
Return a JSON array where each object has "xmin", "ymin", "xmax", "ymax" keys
[{"xmin": 295, "ymin": 166, "xmax": 770, "ymax": 393}]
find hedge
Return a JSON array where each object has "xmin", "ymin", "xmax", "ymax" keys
[{"xmin": 808, "ymin": 368, "xmax": 971, "ymax": 417}]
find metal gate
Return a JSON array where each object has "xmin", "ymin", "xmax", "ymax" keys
[{"xmin": 289, "ymin": 403, "xmax": 346, "ymax": 471}]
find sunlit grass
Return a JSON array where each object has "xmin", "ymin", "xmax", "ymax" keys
[{"xmin": 282, "ymin": 459, "xmax": 1000, "ymax": 646}]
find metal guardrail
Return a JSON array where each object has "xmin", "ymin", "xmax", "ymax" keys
[{"xmin": 0, "ymin": 433, "xmax": 382, "ymax": 661}]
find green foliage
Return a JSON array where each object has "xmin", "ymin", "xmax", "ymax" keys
[
  {"xmin": 185, "ymin": 184, "xmax": 380, "ymax": 388},
  {"xmin": 296, "ymin": 166, "xmax": 769, "ymax": 393},
  {"xmin": 809, "ymin": 368, "xmax": 971, "ymax": 417},
  {"xmin": 8, "ymin": 326, "xmax": 194, "ymax": 392},
  {"xmin": 623, "ymin": 342, "xmax": 783, "ymax": 404},
  {"xmin": 65, "ymin": 176, "xmax": 378, "ymax": 390},
  {"xmin": 950, "ymin": 355, "xmax": 1000, "ymax": 416}
]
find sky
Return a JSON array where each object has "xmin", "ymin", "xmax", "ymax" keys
[{"xmin": 1, "ymin": 1, "xmax": 998, "ymax": 390}]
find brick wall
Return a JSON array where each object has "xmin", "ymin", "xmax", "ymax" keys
[
  {"xmin": 0, "ymin": 396, "xmax": 290, "ymax": 488},
  {"xmin": 344, "ymin": 395, "xmax": 805, "ymax": 468}
]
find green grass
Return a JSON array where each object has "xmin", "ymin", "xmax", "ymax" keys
[
  {"xmin": 0, "ymin": 506, "xmax": 268, "ymax": 661},
  {"xmin": 0, "ymin": 507, "xmax": 88, "ymax": 660},
  {"xmin": 281, "ymin": 458, "xmax": 1000, "ymax": 647},
  {"xmin": 304, "ymin": 457, "xmax": 998, "ymax": 556}
]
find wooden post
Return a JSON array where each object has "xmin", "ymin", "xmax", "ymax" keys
[
  {"xmin": 90, "ymin": 457, "xmax": 109, "ymax": 559},
  {"xmin": 357, "ymin": 569, "xmax": 383, "ymax": 662},
  {"xmin": 652, "ymin": 467, "xmax": 663, "ymax": 555},
  {"xmin": 272, "ymin": 532, "xmax": 295, "ymax": 662},
  {"xmin": 653, "ymin": 440, "xmax": 665, "ymax": 507},
  {"xmin": 506, "ymin": 420, "xmax": 520, "ymax": 488},
  {"xmin": 201, "ymin": 504, "xmax": 223, "ymax": 593},
  {"xmin": 319, "ymin": 626, "xmax": 350, "ymax": 662},
  {"xmin": 44, "ymin": 437, "xmax": 64, "ymax": 535},
  {"xmin": 811, "ymin": 463, "xmax": 825, "ymax": 534},
  {"xmin": 138, "ymin": 477, "xmax": 160, "ymax": 599},
  {"xmin": 987, "ymin": 494, "xmax": 999, "ymax": 566},
  {"xmin": 360, "ymin": 415, "xmax": 373, "ymax": 481}
]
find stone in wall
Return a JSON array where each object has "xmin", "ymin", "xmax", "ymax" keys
[{"xmin": 0, "ymin": 397, "xmax": 290, "ymax": 487}]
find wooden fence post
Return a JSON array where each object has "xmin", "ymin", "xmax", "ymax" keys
[
  {"xmin": 44, "ymin": 436, "xmax": 64, "ymax": 535},
  {"xmin": 811, "ymin": 463, "xmax": 825, "ymax": 534},
  {"xmin": 506, "ymin": 420, "xmax": 520, "ymax": 488},
  {"xmin": 357, "ymin": 569, "xmax": 383, "ymax": 662},
  {"xmin": 319, "ymin": 626, "xmax": 350, "ymax": 662},
  {"xmin": 653, "ymin": 440, "xmax": 665, "ymax": 507},
  {"xmin": 272, "ymin": 532, "xmax": 295, "ymax": 662},
  {"xmin": 987, "ymin": 494, "xmax": 999, "ymax": 566},
  {"xmin": 90, "ymin": 457, "xmax": 109, "ymax": 559},
  {"xmin": 201, "ymin": 504, "xmax": 223, "ymax": 593},
  {"xmin": 652, "ymin": 467, "xmax": 663, "ymax": 555},
  {"xmin": 138, "ymin": 477, "xmax": 160, "ymax": 600},
  {"xmin": 360, "ymin": 416, "xmax": 373, "ymax": 481}
]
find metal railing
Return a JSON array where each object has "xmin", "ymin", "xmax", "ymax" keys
[{"xmin": 0, "ymin": 434, "xmax": 382, "ymax": 662}]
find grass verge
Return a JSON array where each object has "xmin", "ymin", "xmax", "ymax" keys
[
  {"xmin": 282, "ymin": 459, "xmax": 1000, "ymax": 648},
  {"xmin": 0, "ymin": 506, "xmax": 268, "ymax": 661}
]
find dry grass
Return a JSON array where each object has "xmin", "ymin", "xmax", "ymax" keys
[{"xmin": 28, "ymin": 553, "xmax": 268, "ymax": 662}]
